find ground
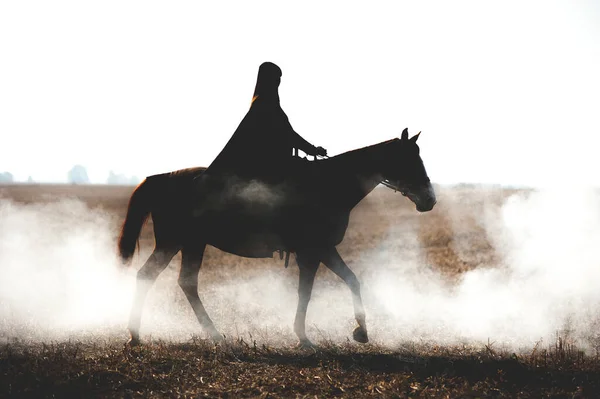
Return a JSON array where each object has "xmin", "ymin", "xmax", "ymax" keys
[{"xmin": 1, "ymin": 182, "xmax": 599, "ymax": 398}]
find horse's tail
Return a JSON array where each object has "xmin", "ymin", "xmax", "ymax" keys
[{"xmin": 118, "ymin": 178, "xmax": 153, "ymax": 264}]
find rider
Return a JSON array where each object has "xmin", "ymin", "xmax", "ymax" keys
[{"xmin": 205, "ymin": 62, "xmax": 327, "ymax": 183}]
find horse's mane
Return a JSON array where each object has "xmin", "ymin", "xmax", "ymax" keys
[{"xmin": 320, "ymin": 138, "xmax": 399, "ymax": 168}]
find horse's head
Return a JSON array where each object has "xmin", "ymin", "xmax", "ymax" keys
[{"xmin": 381, "ymin": 128, "xmax": 436, "ymax": 212}]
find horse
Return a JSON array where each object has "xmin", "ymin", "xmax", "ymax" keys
[{"xmin": 118, "ymin": 128, "xmax": 436, "ymax": 347}]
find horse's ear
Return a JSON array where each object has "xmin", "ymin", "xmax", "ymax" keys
[
  {"xmin": 410, "ymin": 131, "xmax": 421, "ymax": 143},
  {"xmin": 401, "ymin": 128, "xmax": 409, "ymax": 141}
]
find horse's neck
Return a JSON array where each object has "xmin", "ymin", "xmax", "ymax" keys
[
  {"xmin": 350, "ymin": 174, "xmax": 384, "ymax": 209},
  {"xmin": 323, "ymin": 141, "xmax": 391, "ymax": 210}
]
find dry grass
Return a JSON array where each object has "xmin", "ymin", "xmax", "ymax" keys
[
  {"xmin": 2, "ymin": 338, "xmax": 599, "ymax": 398},
  {"xmin": 1, "ymin": 182, "xmax": 599, "ymax": 398}
]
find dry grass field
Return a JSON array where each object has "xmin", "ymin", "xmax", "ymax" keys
[{"xmin": 1, "ymin": 182, "xmax": 600, "ymax": 398}]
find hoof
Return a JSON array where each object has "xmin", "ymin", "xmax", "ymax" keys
[
  {"xmin": 296, "ymin": 339, "xmax": 315, "ymax": 350},
  {"xmin": 211, "ymin": 333, "xmax": 224, "ymax": 343},
  {"xmin": 353, "ymin": 326, "xmax": 369, "ymax": 344},
  {"xmin": 127, "ymin": 336, "xmax": 141, "ymax": 347}
]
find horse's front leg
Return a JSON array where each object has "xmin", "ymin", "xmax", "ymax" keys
[
  {"xmin": 293, "ymin": 250, "xmax": 320, "ymax": 347},
  {"xmin": 321, "ymin": 247, "xmax": 368, "ymax": 343}
]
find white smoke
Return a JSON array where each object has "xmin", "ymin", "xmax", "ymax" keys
[
  {"xmin": 2, "ymin": 187, "xmax": 600, "ymax": 353},
  {"xmin": 234, "ymin": 180, "xmax": 285, "ymax": 205},
  {"xmin": 0, "ymin": 198, "xmax": 134, "ymax": 341},
  {"xmin": 360, "ymin": 187, "xmax": 600, "ymax": 352}
]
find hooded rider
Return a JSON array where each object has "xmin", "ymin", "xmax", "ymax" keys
[{"xmin": 204, "ymin": 62, "xmax": 327, "ymax": 183}]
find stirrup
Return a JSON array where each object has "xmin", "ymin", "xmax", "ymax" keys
[{"xmin": 278, "ymin": 250, "xmax": 291, "ymax": 267}]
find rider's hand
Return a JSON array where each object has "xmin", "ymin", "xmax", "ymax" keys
[{"xmin": 315, "ymin": 146, "xmax": 327, "ymax": 157}]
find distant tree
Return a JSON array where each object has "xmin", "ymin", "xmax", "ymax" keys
[
  {"xmin": 27, "ymin": 176, "xmax": 34, "ymax": 183},
  {"xmin": 0, "ymin": 171, "xmax": 14, "ymax": 183},
  {"xmin": 106, "ymin": 171, "xmax": 123, "ymax": 185},
  {"xmin": 67, "ymin": 165, "xmax": 89, "ymax": 184},
  {"xmin": 106, "ymin": 170, "xmax": 140, "ymax": 185}
]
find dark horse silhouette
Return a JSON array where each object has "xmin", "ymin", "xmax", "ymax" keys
[{"xmin": 118, "ymin": 128, "xmax": 436, "ymax": 347}]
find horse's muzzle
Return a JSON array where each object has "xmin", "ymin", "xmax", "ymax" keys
[{"xmin": 410, "ymin": 183, "xmax": 436, "ymax": 212}]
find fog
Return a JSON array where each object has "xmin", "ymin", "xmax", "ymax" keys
[
  {"xmin": 1, "ymin": 187, "xmax": 600, "ymax": 353},
  {"xmin": 365, "ymin": 187, "xmax": 600, "ymax": 351},
  {"xmin": 0, "ymin": 199, "xmax": 134, "ymax": 341}
]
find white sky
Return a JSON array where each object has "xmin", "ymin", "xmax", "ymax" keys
[{"xmin": 1, "ymin": 1, "xmax": 599, "ymax": 186}]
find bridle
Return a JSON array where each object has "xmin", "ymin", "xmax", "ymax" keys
[
  {"xmin": 381, "ymin": 179, "xmax": 415, "ymax": 198},
  {"xmin": 381, "ymin": 179, "xmax": 404, "ymax": 194}
]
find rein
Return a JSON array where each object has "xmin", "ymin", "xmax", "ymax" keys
[{"xmin": 381, "ymin": 179, "xmax": 401, "ymax": 193}]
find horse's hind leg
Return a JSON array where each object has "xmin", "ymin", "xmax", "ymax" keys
[
  {"xmin": 178, "ymin": 244, "xmax": 222, "ymax": 342},
  {"xmin": 321, "ymin": 247, "xmax": 368, "ymax": 343},
  {"xmin": 128, "ymin": 245, "xmax": 178, "ymax": 346},
  {"xmin": 294, "ymin": 249, "xmax": 321, "ymax": 347}
]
